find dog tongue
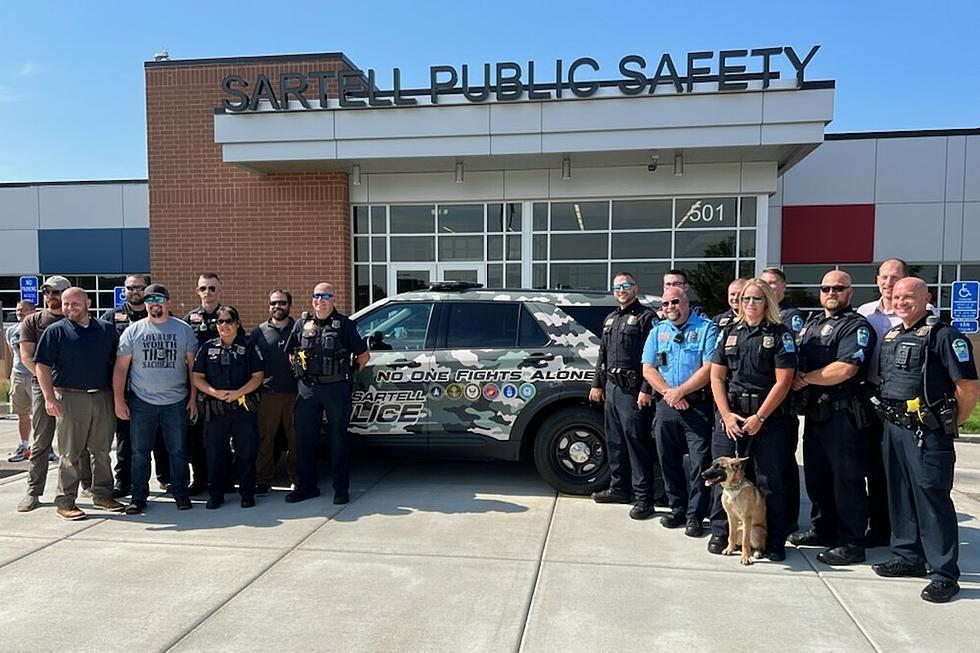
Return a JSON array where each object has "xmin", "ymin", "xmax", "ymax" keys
[{"xmin": 704, "ymin": 480, "xmax": 712, "ymax": 487}]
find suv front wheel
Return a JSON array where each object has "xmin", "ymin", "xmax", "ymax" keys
[{"xmin": 532, "ymin": 407, "xmax": 608, "ymax": 495}]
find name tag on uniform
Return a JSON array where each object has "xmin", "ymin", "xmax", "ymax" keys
[
  {"xmin": 114, "ymin": 313, "xmax": 128, "ymax": 322},
  {"xmin": 190, "ymin": 314, "xmax": 202, "ymax": 323},
  {"xmin": 725, "ymin": 335, "xmax": 738, "ymax": 348},
  {"xmin": 207, "ymin": 347, "xmax": 220, "ymax": 359},
  {"xmin": 884, "ymin": 328, "xmax": 899, "ymax": 342},
  {"xmin": 604, "ymin": 318, "xmax": 614, "ymax": 327}
]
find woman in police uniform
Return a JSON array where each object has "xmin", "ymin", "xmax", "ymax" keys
[
  {"xmin": 709, "ymin": 278, "xmax": 798, "ymax": 561},
  {"xmin": 191, "ymin": 306, "xmax": 264, "ymax": 509}
]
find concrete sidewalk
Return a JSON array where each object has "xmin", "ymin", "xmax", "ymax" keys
[{"xmin": 0, "ymin": 419, "xmax": 979, "ymax": 652}]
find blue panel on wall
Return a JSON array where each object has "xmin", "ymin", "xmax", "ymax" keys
[
  {"xmin": 37, "ymin": 228, "xmax": 143, "ymax": 274},
  {"xmin": 121, "ymin": 228, "xmax": 150, "ymax": 273}
]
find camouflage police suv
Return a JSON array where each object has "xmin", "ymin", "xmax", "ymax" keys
[{"xmin": 350, "ymin": 282, "xmax": 660, "ymax": 495}]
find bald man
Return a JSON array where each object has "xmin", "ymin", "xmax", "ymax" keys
[{"xmin": 871, "ymin": 277, "xmax": 979, "ymax": 603}]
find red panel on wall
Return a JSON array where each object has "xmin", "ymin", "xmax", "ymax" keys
[{"xmin": 781, "ymin": 204, "xmax": 875, "ymax": 264}]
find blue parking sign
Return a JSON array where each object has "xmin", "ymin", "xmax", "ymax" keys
[
  {"xmin": 951, "ymin": 319, "xmax": 978, "ymax": 334},
  {"xmin": 19, "ymin": 276, "xmax": 39, "ymax": 304},
  {"xmin": 114, "ymin": 286, "xmax": 127, "ymax": 307},
  {"xmin": 951, "ymin": 280, "xmax": 979, "ymax": 320}
]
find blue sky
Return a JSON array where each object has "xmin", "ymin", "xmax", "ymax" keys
[{"xmin": 1, "ymin": 0, "xmax": 977, "ymax": 182}]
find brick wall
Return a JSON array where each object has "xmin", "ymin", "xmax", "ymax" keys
[{"xmin": 145, "ymin": 56, "xmax": 352, "ymax": 327}]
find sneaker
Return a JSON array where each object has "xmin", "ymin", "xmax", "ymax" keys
[
  {"xmin": 16, "ymin": 495, "xmax": 40, "ymax": 513},
  {"xmin": 7, "ymin": 442, "xmax": 30, "ymax": 462},
  {"xmin": 57, "ymin": 504, "xmax": 86, "ymax": 520},
  {"xmin": 629, "ymin": 500, "xmax": 656, "ymax": 520},
  {"xmin": 175, "ymin": 496, "xmax": 192, "ymax": 511},
  {"xmin": 871, "ymin": 558, "xmax": 928, "ymax": 578},
  {"xmin": 921, "ymin": 579, "xmax": 959, "ymax": 603},
  {"xmin": 92, "ymin": 497, "xmax": 125, "ymax": 512},
  {"xmin": 255, "ymin": 483, "xmax": 271, "ymax": 497},
  {"xmin": 48, "ymin": 450, "xmax": 58, "ymax": 463},
  {"xmin": 684, "ymin": 519, "xmax": 705, "ymax": 538},
  {"xmin": 591, "ymin": 488, "xmax": 631, "ymax": 504},
  {"xmin": 159, "ymin": 481, "xmax": 172, "ymax": 493},
  {"xmin": 660, "ymin": 513, "xmax": 686, "ymax": 529},
  {"xmin": 124, "ymin": 502, "xmax": 145, "ymax": 515}
]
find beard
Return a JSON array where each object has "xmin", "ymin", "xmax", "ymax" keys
[{"xmin": 149, "ymin": 305, "xmax": 164, "ymax": 317}]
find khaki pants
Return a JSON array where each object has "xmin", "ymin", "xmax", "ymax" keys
[
  {"xmin": 27, "ymin": 382, "xmax": 92, "ymax": 497},
  {"xmin": 256, "ymin": 391, "xmax": 296, "ymax": 485},
  {"xmin": 54, "ymin": 390, "xmax": 115, "ymax": 508}
]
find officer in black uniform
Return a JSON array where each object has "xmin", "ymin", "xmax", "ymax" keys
[
  {"xmin": 870, "ymin": 277, "xmax": 978, "ymax": 603},
  {"xmin": 590, "ymin": 272, "xmax": 658, "ymax": 520},
  {"xmin": 790, "ymin": 271, "xmax": 876, "ymax": 565},
  {"xmin": 183, "ymin": 273, "xmax": 224, "ymax": 493},
  {"xmin": 191, "ymin": 305, "xmax": 264, "ymax": 509},
  {"xmin": 712, "ymin": 278, "xmax": 746, "ymax": 329},
  {"xmin": 284, "ymin": 282, "xmax": 368, "ymax": 505},
  {"xmin": 709, "ymin": 278, "xmax": 798, "ymax": 561},
  {"xmin": 101, "ymin": 274, "xmax": 171, "ymax": 497}
]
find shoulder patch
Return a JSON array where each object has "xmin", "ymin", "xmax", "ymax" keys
[
  {"xmin": 856, "ymin": 326, "xmax": 870, "ymax": 348},
  {"xmin": 782, "ymin": 332, "xmax": 796, "ymax": 353},
  {"xmin": 791, "ymin": 314, "xmax": 803, "ymax": 333},
  {"xmin": 952, "ymin": 338, "xmax": 971, "ymax": 363}
]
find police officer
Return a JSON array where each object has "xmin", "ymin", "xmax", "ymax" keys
[
  {"xmin": 789, "ymin": 271, "xmax": 876, "ymax": 565},
  {"xmin": 191, "ymin": 305, "xmax": 264, "ymax": 509},
  {"xmin": 284, "ymin": 283, "xmax": 368, "ymax": 505},
  {"xmin": 589, "ymin": 272, "xmax": 658, "ymax": 520},
  {"xmin": 709, "ymin": 278, "xmax": 798, "ymax": 561},
  {"xmin": 870, "ymin": 277, "xmax": 978, "ymax": 603},
  {"xmin": 183, "ymin": 272, "xmax": 224, "ymax": 493},
  {"xmin": 712, "ymin": 278, "xmax": 746, "ymax": 328},
  {"xmin": 642, "ymin": 287, "xmax": 718, "ymax": 535},
  {"xmin": 100, "ymin": 274, "xmax": 171, "ymax": 497},
  {"xmin": 662, "ymin": 269, "xmax": 708, "ymax": 319}
]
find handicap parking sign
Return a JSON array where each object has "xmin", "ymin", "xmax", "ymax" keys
[
  {"xmin": 951, "ymin": 319, "xmax": 979, "ymax": 334},
  {"xmin": 114, "ymin": 286, "xmax": 127, "ymax": 306},
  {"xmin": 951, "ymin": 281, "xmax": 979, "ymax": 320},
  {"xmin": 19, "ymin": 276, "xmax": 38, "ymax": 304}
]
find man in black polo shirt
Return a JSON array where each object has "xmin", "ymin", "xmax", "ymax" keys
[{"xmin": 34, "ymin": 287, "xmax": 123, "ymax": 519}]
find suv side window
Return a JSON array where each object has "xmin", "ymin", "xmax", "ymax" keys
[
  {"xmin": 355, "ymin": 302, "xmax": 433, "ymax": 351},
  {"xmin": 557, "ymin": 305, "xmax": 613, "ymax": 338},
  {"xmin": 445, "ymin": 302, "xmax": 519, "ymax": 349},
  {"xmin": 518, "ymin": 306, "xmax": 549, "ymax": 347}
]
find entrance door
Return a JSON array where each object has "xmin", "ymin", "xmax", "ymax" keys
[
  {"xmin": 437, "ymin": 264, "xmax": 485, "ymax": 285},
  {"xmin": 390, "ymin": 264, "xmax": 436, "ymax": 294}
]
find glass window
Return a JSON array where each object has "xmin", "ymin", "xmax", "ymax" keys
[
  {"xmin": 438, "ymin": 204, "xmax": 483, "ymax": 233},
  {"xmin": 354, "ymin": 266, "xmax": 371, "ymax": 311},
  {"xmin": 372, "ymin": 265, "xmax": 387, "ymax": 303},
  {"xmin": 675, "ymin": 197, "xmax": 737, "ymax": 229},
  {"xmin": 532, "ymin": 235, "xmax": 547, "ymax": 260},
  {"xmin": 533, "ymin": 202, "xmax": 548, "ymax": 231},
  {"xmin": 841, "ymin": 264, "xmax": 877, "ymax": 285},
  {"xmin": 612, "ymin": 199, "xmax": 672, "ymax": 230},
  {"xmin": 390, "ymin": 205, "xmax": 435, "ymax": 233},
  {"xmin": 740, "ymin": 197, "xmax": 757, "ymax": 227},
  {"xmin": 559, "ymin": 305, "xmax": 614, "ymax": 338},
  {"xmin": 739, "ymin": 260, "xmax": 755, "ymax": 279},
  {"xmin": 786, "ymin": 287, "xmax": 820, "ymax": 309},
  {"xmin": 532, "ymin": 264, "xmax": 547, "ymax": 289},
  {"xmin": 907, "ymin": 264, "xmax": 939, "ymax": 284},
  {"xmin": 445, "ymin": 302, "xmax": 519, "ymax": 349},
  {"xmin": 611, "ymin": 261, "xmax": 670, "ymax": 290},
  {"xmin": 959, "ymin": 264, "xmax": 980, "ymax": 280},
  {"xmin": 674, "ymin": 230, "xmax": 736, "ymax": 258},
  {"xmin": 549, "ymin": 233, "xmax": 608, "ymax": 260},
  {"xmin": 783, "ymin": 265, "xmax": 829, "ymax": 285},
  {"xmin": 488, "ymin": 203, "xmax": 522, "ymax": 232},
  {"xmin": 506, "ymin": 264, "xmax": 521, "ymax": 288},
  {"xmin": 488, "ymin": 236, "xmax": 503, "ymax": 260},
  {"xmin": 550, "ymin": 263, "xmax": 608, "ymax": 290},
  {"xmin": 518, "ymin": 306, "xmax": 549, "ymax": 347},
  {"xmin": 488, "ymin": 264, "xmax": 503, "ymax": 288},
  {"xmin": 611, "ymin": 232, "xmax": 671, "ymax": 259},
  {"xmin": 851, "ymin": 286, "xmax": 879, "ymax": 307},
  {"xmin": 506, "ymin": 235, "xmax": 521, "ymax": 261},
  {"xmin": 356, "ymin": 302, "xmax": 433, "ymax": 351},
  {"xmin": 372, "ymin": 237, "xmax": 387, "ymax": 261},
  {"xmin": 739, "ymin": 230, "xmax": 756, "ymax": 257},
  {"xmin": 685, "ymin": 261, "xmax": 737, "ymax": 315},
  {"xmin": 355, "ymin": 237, "xmax": 370, "ymax": 262},
  {"xmin": 438, "ymin": 236, "xmax": 483, "ymax": 261},
  {"xmin": 353, "ymin": 206, "xmax": 369, "ymax": 234},
  {"xmin": 550, "ymin": 201, "xmax": 608, "ymax": 231},
  {"xmin": 941, "ymin": 265, "xmax": 958, "ymax": 282},
  {"xmin": 371, "ymin": 206, "xmax": 387, "ymax": 234},
  {"xmin": 390, "ymin": 237, "xmax": 435, "ymax": 262}
]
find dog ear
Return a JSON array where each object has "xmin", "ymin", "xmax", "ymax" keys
[{"xmin": 736, "ymin": 457, "xmax": 750, "ymax": 462}]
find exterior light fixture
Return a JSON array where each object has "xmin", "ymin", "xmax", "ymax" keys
[
  {"xmin": 561, "ymin": 157, "xmax": 571, "ymax": 180},
  {"xmin": 351, "ymin": 164, "xmax": 361, "ymax": 186},
  {"xmin": 674, "ymin": 152, "xmax": 684, "ymax": 176},
  {"xmin": 455, "ymin": 161, "xmax": 464, "ymax": 183}
]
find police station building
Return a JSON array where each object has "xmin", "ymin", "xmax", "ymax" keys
[{"xmin": 1, "ymin": 48, "xmax": 979, "ymax": 331}]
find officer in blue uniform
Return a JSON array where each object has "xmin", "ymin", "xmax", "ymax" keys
[
  {"xmin": 284, "ymin": 282, "xmax": 368, "ymax": 505},
  {"xmin": 709, "ymin": 278, "xmax": 798, "ymax": 561},
  {"xmin": 191, "ymin": 305, "xmax": 264, "ymax": 509},
  {"xmin": 590, "ymin": 272, "xmax": 658, "ymax": 520},
  {"xmin": 870, "ymin": 277, "xmax": 978, "ymax": 603},
  {"xmin": 642, "ymin": 287, "xmax": 718, "ymax": 536},
  {"xmin": 790, "ymin": 271, "xmax": 876, "ymax": 565}
]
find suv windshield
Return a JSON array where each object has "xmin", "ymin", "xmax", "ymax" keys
[{"xmin": 356, "ymin": 302, "xmax": 433, "ymax": 351}]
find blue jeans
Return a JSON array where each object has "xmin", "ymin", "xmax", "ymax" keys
[{"xmin": 129, "ymin": 396, "xmax": 191, "ymax": 503}]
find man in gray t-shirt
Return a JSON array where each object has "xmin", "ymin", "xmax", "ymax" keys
[{"xmin": 112, "ymin": 284, "xmax": 197, "ymax": 512}]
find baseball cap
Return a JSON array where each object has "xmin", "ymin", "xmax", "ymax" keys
[
  {"xmin": 144, "ymin": 283, "xmax": 170, "ymax": 300},
  {"xmin": 40, "ymin": 275, "xmax": 71, "ymax": 291}
]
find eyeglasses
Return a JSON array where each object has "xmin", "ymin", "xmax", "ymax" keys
[
  {"xmin": 216, "ymin": 318, "xmax": 237, "ymax": 325},
  {"xmin": 312, "ymin": 292, "xmax": 334, "ymax": 300},
  {"xmin": 740, "ymin": 295, "xmax": 765, "ymax": 304},
  {"xmin": 820, "ymin": 285, "xmax": 850, "ymax": 293},
  {"xmin": 144, "ymin": 296, "xmax": 166, "ymax": 304},
  {"xmin": 197, "ymin": 285, "xmax": 218, "ymax": 293},
  {"xmin": 269, "ymin": 300, "xmax": 290, "ymax": 306},
  {"xmin": 662, "ymin": 298, "xmax": 682, "ymax": 307},
  {"xmin": 42, "ymin": 289, "xmax": 62, "ymax": 296},
  {"xmin": 611, "ymin": 282, "xmax": 635, "ymax": 291},
  {"xmin": 125, "ymin": 285, "xmax": 146, "ymax": 291}
]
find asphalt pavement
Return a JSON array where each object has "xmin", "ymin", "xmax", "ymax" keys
[{"xmin": 1, "ymin": 413, "xmax": 979, "ymax": 652}]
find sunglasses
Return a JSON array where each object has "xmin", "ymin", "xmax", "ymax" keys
[
  {"xmin": 144, "ymin": 296, "xmax": 167, "ymax": 304},
  {"xmin": 125, "ymin": 285, "xmax": 146, "ymax": 291},
  {"xmin": 662, "ymin": 298, "xmax": 682, "ymax": 307},
  {"xmin": 740, "ymin": 295, "xmax": 765, "ymax": 304},
  {"xmin": 216, "ymin": 318, "xmax": 237, "ymax": 325},
  {"xmin": 197, "ymin": 285, "xmax": 218, "ymax": 293},
  {"xmin": 820, "ymin": 285, "xmax": 850, "ymax": 293},
  {"xmin": 312, "ymin": 292, "xmax": 334, "ymax": 300},
  {"xmin": 269, "ymin": 300, "xmax": 290, "ymax": 306},
  {"xmin": 611, "ymin": 282, "xmax": 635, "ymax": 291},
  {"xmin": 42, "ymin": 288, "xmax": 62, "ymax": 296}
]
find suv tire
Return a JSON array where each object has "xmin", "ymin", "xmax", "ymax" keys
[{"xmin": 532, "ymin": 407, "xmax": 608, "ymax": 495}]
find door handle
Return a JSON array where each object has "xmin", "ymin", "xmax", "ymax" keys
[{"xmin": 384, "ymin": 358, "xmax": 420, "ymax": 369}]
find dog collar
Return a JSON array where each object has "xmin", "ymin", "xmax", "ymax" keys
[{"xmin": 725, "ymin": 479, "xmax": 747, "ymax": 492}]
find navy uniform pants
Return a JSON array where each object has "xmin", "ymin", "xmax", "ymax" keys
[
  {"xmin": 294, "ymin": 381, "xmax": 353, "ymax": 496},
  {"xmin": 882, "ymin": 422, "xmax": 959, "ymax": 581},
  {"xmin": 709, "ymin": 414, "xmax": 796, "ymax": 551},
  {"xmin": 655, "ymin": 399, "xmax": 713, "ymax": 521},
  {"xmin": 603, "ymin": 381, "xmax": 654, "ymax": 501},
  {"xmin": 865, "ymin": 411, "xmax": 891, "ymax": 540},
  {"xmin": 203, "ymin": 409, "xmax": 258, "ymax": 501},
  {"xmin": 802, "ymin": 409, "xmax": 869, "ymax": 546}
]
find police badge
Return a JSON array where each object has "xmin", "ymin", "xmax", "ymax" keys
[
  {"xmin": 820, "ymin": 324, "xmax": 834, "ymax": 337},
  {"xmin": 763, "ymin": 335, "xmax": 775, "ymax": 349},
  {"xmin": 627, "ymin": 315, "xmax": 639, "ymax": 326}
]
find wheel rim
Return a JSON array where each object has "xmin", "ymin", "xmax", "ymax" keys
[{"xmin": 552, "ymin": 425, "xmax": 606, "ymax": 481}]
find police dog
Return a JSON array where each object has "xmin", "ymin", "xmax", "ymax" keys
[{"xmin": 701, "ymin": 457, "xmax": 766, "ymax": 565}]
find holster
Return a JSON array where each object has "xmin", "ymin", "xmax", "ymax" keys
[{"xmin": 608, "ymin": 368, "xmax": 641, "ymax": 393}]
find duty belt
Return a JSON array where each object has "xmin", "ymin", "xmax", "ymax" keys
[
  {"xmin": 728, "ymin": 392, "xmax": 792, "ymax": 417},
  {"xmin": 871, "ymin": 397, "xmax": 956, "ymax": 436},
  {"xmin": 55, "ymin": 387, "xmax": 107, "ymax": 394},
  {"xmin": 607, "ymin": 368, "xmax": 641, "ymax": 392}
]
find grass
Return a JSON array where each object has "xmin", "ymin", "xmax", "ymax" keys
[{"xmin": 964, "ymin": 403, "xmax": 980, "ymax": 435}]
